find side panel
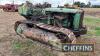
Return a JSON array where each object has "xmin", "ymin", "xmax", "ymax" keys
[
  {"xmin": 18, "ymin": 5, "xmax": 34, "ymax": 16},
  {"xmin": 79, "ymin": 11, "xmax": 84, "ymax": 28},
  {"xmin": 18, "ymin": 5, "xmax": 28, "ymax": 15},
  {"xmin": 73, "ymin": 13, "xmax": 81, "ymax": 30}
]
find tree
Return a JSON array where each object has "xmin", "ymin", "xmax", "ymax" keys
[
  {"xmin": 80, "ymin": 3, "xmax": 86, "ymax": 7},
  {"xmin": 74, "ymin": 1, "xmax": 81, "ymax": 7},
  {"xmin": 87, "ymin": 2, "xmax": 91, "ymax": 7},
  {"xmin": 92, "ymin": 5, "xmax": 100, "ymax": 8}
]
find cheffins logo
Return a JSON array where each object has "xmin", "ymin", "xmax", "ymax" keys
[{"xmin": 62, "ymin": 44, "xmax": 94, "ymax": 52}]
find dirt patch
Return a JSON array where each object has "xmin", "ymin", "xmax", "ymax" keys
[
  {"xmin": 0, "ymin": 11, "xmax": 24, "ymax": 56},
  {"xmin": 82, "ymin": 8, "xmax": 100, "ymax": 18}
]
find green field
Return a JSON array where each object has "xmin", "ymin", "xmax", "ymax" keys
[{"xmin": 84, "ymin": 16, "xmax": 100, "ymax": 37}]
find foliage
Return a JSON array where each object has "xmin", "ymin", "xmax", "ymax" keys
[
  {"xmin": 74, "ymin": 1, "xmax": 100, "ymax": 8},
  {"xmin": 92, "ymin": 5, "xmax": 100, "ymax": 8},
  {"xmin": 74, "ymin": 1, "xmax": 81, "ymax": 7}
]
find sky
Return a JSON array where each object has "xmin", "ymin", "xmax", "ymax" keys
[{"xmin": 0, "ymin": 0, "xmax": 100, "ymax": 7}]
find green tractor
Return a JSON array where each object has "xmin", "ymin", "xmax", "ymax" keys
[{"xmin": 14, "ymin": 2, "xmax": 87, "ymax": 50}]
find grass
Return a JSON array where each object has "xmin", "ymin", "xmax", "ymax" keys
[
  {"xmin": 12, "ymin": 39, "xmax": 57, "ymax": 56},
  {"xmin": 95, "ymin": 27, "xmax": 100, "ymax": 36},
  {"xmin": 84, "ymin": 16, "xmax": 100, "ymax": 36}
]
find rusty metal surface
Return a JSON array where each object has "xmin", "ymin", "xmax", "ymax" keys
[
  {"xmin": 33, "ymin": 22, "xmax": 76, "ymax": 43},
  {"xmin": 15, "ymin": 23, "xmax": 62, "ymax": 49},
  {"xmin": 15, "ymin": 21, "xmax": 76, "ymax": 43}
]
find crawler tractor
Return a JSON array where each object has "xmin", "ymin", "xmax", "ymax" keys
[
  {"xmin": 2, "ymin": 4, "xmax": 18, "ymax": 12},
  {"xmin": 14, "ymin": 2, "xmax": 87, "ymax": 50}
]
